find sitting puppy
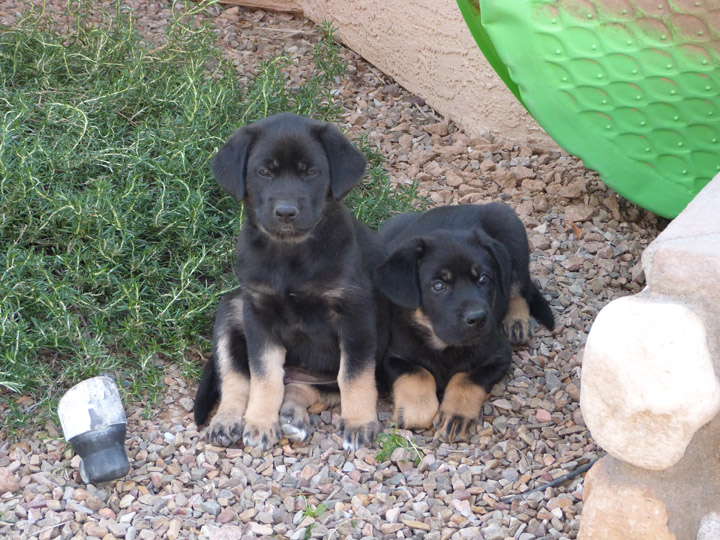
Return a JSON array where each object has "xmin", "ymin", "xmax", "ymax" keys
[
  {"xmin": 376, "ymin": 203, "xmax": 554, "ymax": 441},
  {"xmin": 193, "ymin": 113, "xmax": 385, "ymax": 451}
]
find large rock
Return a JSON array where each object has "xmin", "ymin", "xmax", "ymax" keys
[
  {"xmin": 642, "ymin": 174, "xmax": 720, "ymax": 303},
  {"xmin": 578, "ymin": 457, "xmax": 676, "ymax": 540},
  {"xmin": 580, "ymin": 294, "xmax": 720, "ymax": 470}
]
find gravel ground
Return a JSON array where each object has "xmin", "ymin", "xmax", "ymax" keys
[{"xmin": 0, "ymin": 2, "xmax": 666, "ymax": 539}]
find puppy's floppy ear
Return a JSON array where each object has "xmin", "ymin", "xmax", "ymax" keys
[
  {"xmin": 376, "ymin": 237, "xmax": 426, "ymax": 309},
  {"xmin": 211, "ymin": 126, "xmax": 256, "ymax": 201},
  {"xmin": 471, "ymin": 230, "xmax": 512, "ymax": 300},
  {"xmin": 314, "ymin": 123, "xmax": 366, "ymax": 200}
]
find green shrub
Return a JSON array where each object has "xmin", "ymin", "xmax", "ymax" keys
[{"xmin": 0, "ymin": 1, "xmax": 422, "ymax": 430}]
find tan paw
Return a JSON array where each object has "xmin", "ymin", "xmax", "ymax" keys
[
  {"xmin": 279, "ymin": 402, "xmax": 311, "ymax": 442},
  {"xmin": 433, "ymin": 411, "xmax": 475, "ymax": 442},
  {"xmin": 392, "ymin": 369, "xmax": 439, "ymax": 430},
  {"xmin": 338, "ymin": 419, "xmax": 380, "ymax": 452},
  {"xmin": 502, "ymin": 296, "xmax": 532, "ymax": 345},
  {"xmin": 242, "ymin": 420, "xmax": 282, "ymax": 451},
  {"xmin": 207, "ymin": 412, "xmax": 243, "ymax": 447}
]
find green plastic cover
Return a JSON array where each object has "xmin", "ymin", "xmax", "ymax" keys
[{"xmin": 458, "ymin": 0, "xmax": 720, "ymax": 218}]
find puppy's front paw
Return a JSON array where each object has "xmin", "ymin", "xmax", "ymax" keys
[
  {"xmin": 501, "ymin": 318, "xmax": 531, "ymax": 345},
  {"xmin": 242, "ymin": 421, "xmax": 281, "ymax": 451},
  {"xmin": 207, "ymin": 413, "xmax": 243, "ymax": 447},
  {"xmin": 279, "ymin": 403, "xmax": 311, "ymax": 442},
  {"xmin": 339, "ymin": 419, "xmax": 380, "ymax": 452},
  {"xmin": 393, "ymin": 395, "xmax": 439, "ymax": 430},
  {"xmin": 433, "ymin": 411, "xmax": 474, "ymax": 442},
  {"xmin": 392, "ymin": 369, "xmax": 439, "ymax": 430}
]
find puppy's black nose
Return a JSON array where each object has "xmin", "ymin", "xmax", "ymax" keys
[
  {"xmin": 274, "ymin": 203, "xmax": 298, "ymax": 221},
  {"xmin": 464, "ymin": 310, "xmax": 487, "ymax": 327}
]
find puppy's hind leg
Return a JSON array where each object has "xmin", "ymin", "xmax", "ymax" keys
[
  {"xmin": 194, "ymin": 355, "xmax": 219, "ymax": 427},
  {"xmin": 279, "ymin": 383, "xmax": 322, "ymax": 443},
  {"xmin": 501, "ymin": 283, "xmax": 532, "ymax": 345},
  {"xmin": 502, "ymin": 281, "xmax": 555, "ymax": 344}
]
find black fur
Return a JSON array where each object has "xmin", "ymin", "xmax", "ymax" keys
[
  {"xmin": 194, "ymin": 113, "xmax": 386, "ymax": 451},
  {"xmin": 375, "ymin": 203, "xmax": 554, "ymax": 437},
  {"xmin": 193, "ymin": 356, "xmax": 219, "ymax": 425}
]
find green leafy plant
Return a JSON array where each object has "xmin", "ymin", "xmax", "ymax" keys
[
  {"xmin": 376, "ymin": 424, "xmax": 425, "ymax": 466},
  {"xmin": 300, "ymin": 500, "xmax": 328, "ymax": 539},
  {"xmin": 0, "ymin": 1, "xmax": 423, "ymax": 432}
]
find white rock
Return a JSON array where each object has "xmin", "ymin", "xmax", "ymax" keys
[
  {"xmin": 580, "ymin": 294, "xmax": 720, "ymax": 470},
  {"xmin": 385, "ymin": 507, "xmax": 401, "ymax": 523},
  {"xmin": 697, "ymin": 512, "xmax": 720, "ymax": 540}
]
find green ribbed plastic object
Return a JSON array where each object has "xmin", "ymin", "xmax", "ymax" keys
[{"xmin": 458, "ymin": 0, "xmax": 720, "ymax": 218}]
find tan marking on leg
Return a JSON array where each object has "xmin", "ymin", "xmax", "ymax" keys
[
  {"xmin": 216, "ymin": 370, "xmax": 251, "ymax": 418},
  {"xmin": 338, "ymin": 361, "xmax": 378, "ymax": 428},
  {"xmin": 502, "ymin": 296, "xmax": 531, "ymax": 345},
  {"xmin": 392, "ymin": 368, "xmax": 439, "ymax": 429},
  {"xmin": 439, "ymin": 372, "xmax": 487, "ymax": 418},
  {"xmin": 244, "ymin": 344, "xmax": 285, "ymax": 423},
  {"xmin": 312, "ymin": 388, "xmax": 340, "ymax": 412},
  {"xmin": 335, "ymin": 344, "xmax": 380, "ymax": 450},
  {"xmin": 212, "ymin": 291, "xmax": 250, "ymax": 421},
  {"xmin": 242, "ymin": 345, "xmax": 285, "ymax": 447},
  {"xmin": 506, "ymin": 296, "xmax": 530, "ymax": 325},
  {"xmin": 434, "ymin": 372, "xmax": 487, "ymax": 441},
  {"xmin": 282, "ymin": 383, "xmax": 322, "ymax": 411},
  {"xmin": 411, "ymin": 309, "xmax": 448, "ymax": 350},
  {"xmin": 206, "ymin": 333, "xmax": 250, "ymax": 446}
]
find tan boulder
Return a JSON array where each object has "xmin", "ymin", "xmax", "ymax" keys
[
  {"xmin": 580, "ymin": 294, "xmax": 720, "ymax": 470},
  {"xmin": 578, "ymin": 457, "xmax": 675, "ymax": 540}
]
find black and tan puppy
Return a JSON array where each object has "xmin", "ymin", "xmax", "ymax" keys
[
  {"xmin": 193, "ymin": 113, "xmax": 385, "ymax": 451},
  {"xmin": 376, "ymin": 203, "xmax": 554, "ymax": 441}
]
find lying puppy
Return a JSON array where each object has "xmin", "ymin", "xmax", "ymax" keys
[
  {"xmin": 193, "ymin": 113, "xmax": 385, "ymax": 451},
  {"xmin": 376, "ymin": 203, "xmax": 555, "ymax": 441}
]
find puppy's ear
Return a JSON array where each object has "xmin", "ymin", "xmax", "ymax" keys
[
  {"xmin": 314, "ymin": 123, "xmax": 366, "ymax": 200},
  {"xmin": 376, "ymin": 237, "xmax": 426, "ymax": 309},
  {"xmin": 471, "ymin": 230, "xmax": 512, "ymax": 300},
  {"xmin": 211, "ymin": 126, "xmax": 256, "ymax": 201}
]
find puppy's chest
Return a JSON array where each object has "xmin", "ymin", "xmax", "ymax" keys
[{"xmin": 245, "ymin": 283, "xmax": 343, "ymax": 327}]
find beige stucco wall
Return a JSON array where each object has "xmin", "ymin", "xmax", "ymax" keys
[{"xmin": 230, "ymin": 0, "xmax": 557, "ymax": 147}]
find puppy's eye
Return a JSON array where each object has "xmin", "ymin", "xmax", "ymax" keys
[
  {"xmin": 478, "ymin": 274, "xmax": 490, "ymax": 286},
  {"xmin": 257, "ymin": 167, "xmax": 271, "ymax": 177},
  {"xmin": 306, "ymin": 167, "xmax": 319, "ymax": 177},
  {"xmin": 431, "ymin": 281, "xmax": 446, "ymax": 292}
]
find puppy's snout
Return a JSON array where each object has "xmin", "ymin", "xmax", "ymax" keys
[
  {"xmin": 464, "ymin": 310, "xmax": 487, "ymax": 327},
  {"xmin": 274, "ymin": 203, "xmax": 299, "ymax": 221}
]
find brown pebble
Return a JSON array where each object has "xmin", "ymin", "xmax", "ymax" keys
[
  {"xmin": 0, "ymin": 467, "xmax": 20, "ymax": 494},
  {"xmin": 216, "ymin": 508, "xmax": 235, "ymax": 524}
]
